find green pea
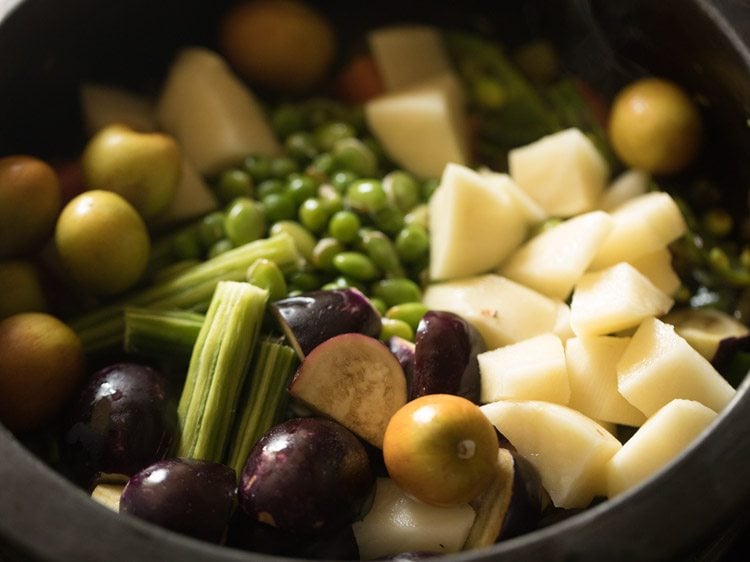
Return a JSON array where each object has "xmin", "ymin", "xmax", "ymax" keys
[
  {"xmin": 332, "ymin": 138, "xmax": 378, "ymax": 177},
  {"xmin": 262, "ymin": 192, "xmax": 297, "ymax": 222},
  {"xmin": 287, "ymin": 270, "xmax": 322, "ymax": 293},
  {"xmin": 328, "ymin": 210, "xmax": 361, "ymax": 243},
  {"xmin": 285, "ymin": 132, "xmax": 319, "ymax": 163},
  {"xmin": 225, "ymin": 198, "xmax": 266, "ymax": 246},
  {"xmin": 372, "ymin": 278, "xmax": 422, "ymax": 307},
  {"xmin": 332, "ymin": 252, "xmax": 380, "ymax": 281},
  {"xmin": 207, "ymin": 238, "xmax": 234, "ymax": 259},
  {"xmin": 270, "ymin": 220, "xmax": 317, "ymax": 263},
  {"xmin": 395, "ymin": 224, "xmax": 429, "ymax": 263},
  {"xmin": 360, "ymin": 230, "xmax": 405, "ymax": 277},
  {"xmin": 346, "ymin": 179, "xmax": 387, "ymax": 213},
  {"xmin": 197, "ymin": 211, "xmax": 226, "ymax": 249},
  {"xmin": 421, "ymin": 178, "xmax": 440, "ymax": 201},
  {"xmin": 272, "ymin": 103, "xmax": 305, "ymax": 138},
  {"xmin": 314, "ymin": 121, "xmax": 356, "ymax": 152},
  {"xmin": 404, "ymin": 204, "xmax": 430, "ymax": 230},
  {"xmin": 330, "ymin": 170, "xmax": 359, "ymax": 193},
  {"xmin": 368, "ymin": 297, "xmax": 388, "ymax": 317},
  {"xmin": 308, "ymin": 152, "xmax": 335, "ymax": 177},
  {"xmin": 317, "ymin": 184, "xmax": 344, "ymax": 214},
  {"xmin": 215, "ymin": 168, "xmax": 253, "ymax": 203},
  {"xmin": 256, "ymin": 178, "xmax": 286, "ymax": 200},
  {"xmin": 321, "ymin": 275, "xmax": 366, "ymax": 292},
  {"xmin": 298, "ymin": 198, "xmax": 330, "ymax": 233},
  {"xmin": 386, "ymin": 302, "xmax": 429, "ymax": 332},
  {"xmin": 287, "ymin": 173, "xmax": 320, "ymax": 205},
  {"xmin": 370, "ymin": 206, "xmax": 405, "ymax": 236},
  {"xmin": 171, "ymin": 227, "xmax": 202, "ymax": 260},
  {"xmin": 246, "ymin": 258, "xmax": 287, "ymax": 302},
  {"xmin": 312, "ymin": 237, "xmax": 344, "ymax": 272},
  {"xmin": 384, "ymin": 170, "xmax": 421, "ymax": 212},
  {"xmin": 270, "ymin": 156, "xmax": 299, "ymax": 179},
  {"xmin": 243, "ymin": 154, "xmax": 272, "ymax": 183},
  {"xmin": 379, "ymin": 318, "xmax": 414, "ymax": 342}
]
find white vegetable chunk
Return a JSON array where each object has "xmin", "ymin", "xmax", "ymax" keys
[
  {"xmin": 80, "ymin": 83, "xmax": 158, "ymax": 136},
  {"xmin": 481, "ymin": 400, "xmax": 622, "ymax": 508},
  {"xmin": 627, "ymin": 248, "xmax": 681, "ymax": 297},
  {"xmin": 606, "ymin": 399, "xmax": 717, "ymax": 497},
  {"xmin": 365, "ymin": 74, "xmax": 468, "ymax": 179},
  {"xmin": 500, "ymin": 210, "xmax": 613, "ymax": 300},
  {"xmin": 479, "ymin": 333, "xmax": 570, "ymax": 404},
  {"xmin": 352, "ymin": 477, "xmax": 475, "ymax": 560},
  {"xmin": 598, "ymin": 169, "xmax": 650, "ymax": 212},
  {"xmin": 480, "ymin": 169, "xmax": 548, "ymax": 225},
  {"xmin": 616, "ymin": 318, "xmax": 737, "ymax": 416},
  {"xmin": 423, "ymin": 274, "xmax": 566, "ymax": 349},
  {"xmin": 565, "ymin": 336, "xmax": 646, "ymax": 427},
  {"xmin": 590, "ymin": 191, "xmax": 687, "ymax": 270},
  {"xmin": 661, "ymin": 307, "xmax": 750, "ymax": 361},
  {"xmin": 429, "ymin": 164, "xmax": 527, "ymax": 280},
  {"xmin": 157, "ymin": 47, "xmax": 281, "ymax": 176},
  {"xmin": 508, "ymin": 128, "xmax": 609, "ymax": 217},
  {"xmin": 368, "ymin": 24, "xmax": 453, "ymax": 91},
  {"xmin": 153, "ymin": 156, "xmax": 218, "ymax": 227},
  {"xmin": 570, "ymin": 262, "xmax": 674, "ymax": 336}
]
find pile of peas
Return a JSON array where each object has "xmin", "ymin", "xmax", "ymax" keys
[{"xmin": 152, "ymin": 98, "xmax": 439, "ymax": 343}]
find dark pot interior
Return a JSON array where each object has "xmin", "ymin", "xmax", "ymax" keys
[{"xmin": 1, "ymin": 0, "xmax": 749, "ymax": 560}]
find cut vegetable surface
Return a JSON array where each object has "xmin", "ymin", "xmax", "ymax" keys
[
  {"xmin": 429, "ymin": 164, "xmax": 527, "ymax": 280},
  {"xmin": 616, "ymin": 317, "xmax": 737, "ymax": 416},
  {"xmin": 288, "ymin": 333, "xmax": 407, "ymax": 447},
  {"xmin": 352, "ymin": 477, "xmax": 476, "ymax": 560},
  {"xmin": 481, "ymin": 399, "xmax": 622, "ymax": 508},
  {"xmin": 606, "ymin": 399, "xmax": 717, "ymax": 497}
]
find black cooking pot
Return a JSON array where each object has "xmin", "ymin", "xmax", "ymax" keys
[{"xmin": 1, "ymin": 0, "xmax": 749, "ymax": 560}]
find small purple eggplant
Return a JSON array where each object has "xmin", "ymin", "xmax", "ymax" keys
[
  {"xmin": 120, "ymin": 458, "xmax": 236, "ymax": 543},
  {"xmin": 238, "ymin": 417, "xmax": 375, "ymax": 536},
  {"xmin": 270, "ymin": 288, "xmax": 382, "ymax": 359},
  {"xmin": 411, "ymin": 310, "xmax": 486, "ymax": 403},
  {"xmin": 389, "ymin": 336, "xmax": 415, "ymax": 396},
  {"xmin": 61, "ymin": 362, "xmax": 178, "ymax": 488}
]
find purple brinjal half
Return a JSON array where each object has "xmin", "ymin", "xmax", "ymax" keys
[
  {"xmin": 120, "ymin": 458, "xmax": 236, "ymax": 544},
  {"xmin": 270, "ymin": 288, "xmax": 382, "ymax": 359},
  {"xmin": 61, "ymin": 362, "xmax": 178, "ymax": 489},
  {"xmin": 411, "ymin": 310, "xmax": 486, "ymax": 403},
  {"xmin": 238, "ymin": 417, "xmax": 375, "ymax": 537}
]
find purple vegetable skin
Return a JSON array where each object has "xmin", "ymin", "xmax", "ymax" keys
[
  {"xmin": 411, "ymin": 310, "xmax": 486, "ymax": 403},
  {"xmin": 120, "ymin": 458, "xmax": 236, "ymax": 543},
  {"xmin": 238, "ymin": 417, "xmax": 375, "ymax": 536},
  {"xmin": 270, "ymin": 288, "xmax": 382, "ymax": 358},
  {"xmin": 62, "ymin": 362, "xmax": 178, "ymax": 488}
]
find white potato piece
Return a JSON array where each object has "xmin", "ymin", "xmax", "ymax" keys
[
  {"xmin": 365, "ymin": 74, "xmax": 468, "ymax": 179},
  {"xmin": 509, "ymin": 128, "xmax": 609, "ymax": 217},
  {"xmin": 423, "ymin": 274, "xmax": 566, "ymax": 349},
  {"xmin": 352, "ymin": 478, "xmax": 475, "ymax": 560},
  {"xmin": 570, "ymin": 263, "xmax": 674, "ymax": 336},
  {"xmin": 481, "ymin": 400, "xmax": 621, "ymax": 508},
  {"xmin": 429, "ymin": 164, "xmax": 527, "ymax": 280},
  {"xmin": 606, "ymin": 399, "xmax": 717, "ymax": 497},
  {"xmin": 590, "ymin": 191, "xmax": 687, "ymax": 270},
  {"xmin": 627, "ymin": 248, "xmax": 681, "ymax": 297},
  {"xmin": 80, "ymin": 83, "xmax": 158, "ymax": 136},
  {"xmin": 479, "ymin": 333, "xmax": 570, "ymax": 404},
  {"xmin": 598, "ymin": 169, "xmax": 650, "ymax": 212},
  {"xmin": 500, "ymin": 210, "xmax": 613, "ymax": 300},
  {"xmin": 368, "ymin": 24, "xmax": 453, "ymax": 91},
  {"xmin": 90, "ymin": 483, "xmax": 125, "ymax": 512},
  {"xmin": 153, "ymin": 155, "xmax": 218, "ymax": 227},
  {"xmin": 617, "ymin": 318, "xmax": 737, "ymax": 416},
  {"xmin": 565, "ymin": 336, "xmax": 646, "ymax": 427},
  {"xmin": 157, "ymin": 47, "xmax": 281, "ymax": 176},
  {"xmin": 481, "ymin": 169, "xmax": 548, "ymax": 225}
]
